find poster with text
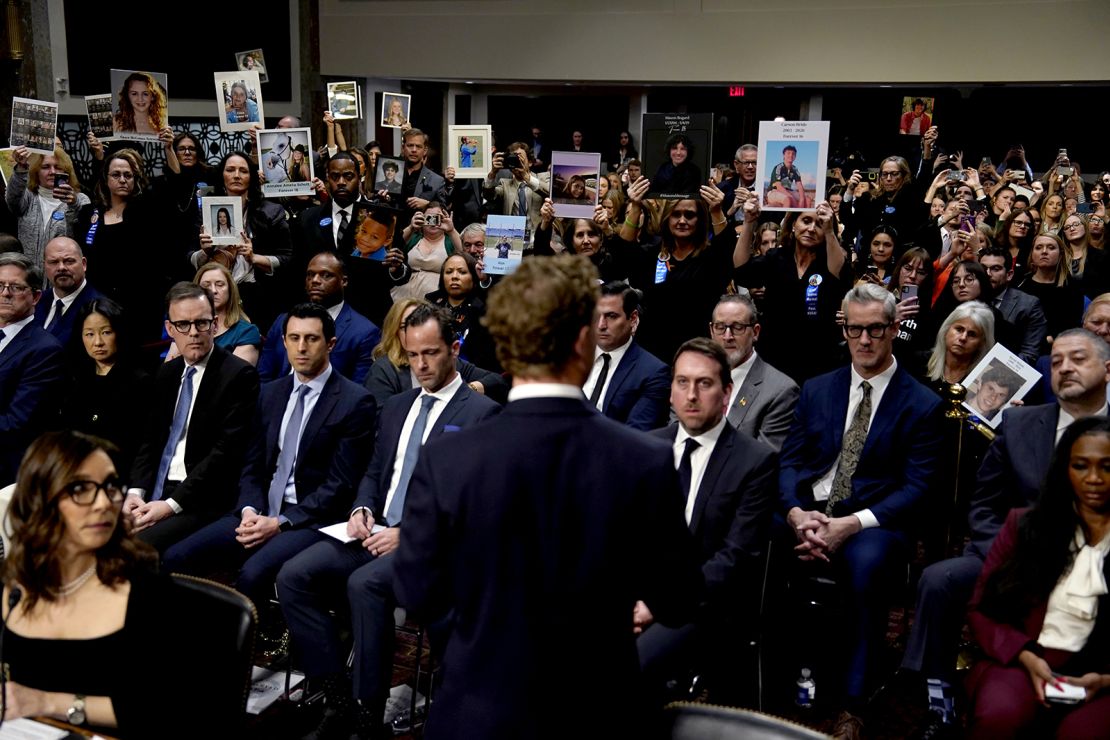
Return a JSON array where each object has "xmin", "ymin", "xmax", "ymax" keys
[
  {"xmin": 84, "ymin": 94, "xmax": 115, "ymax": 140},
  {"xmin": 483, "ymin": 215, "xmax": 526, "ymax": 275},
  {"xmin": 258, "ymin": 127, "xmax": 315, "ymax": 197},
  {"xmin": 755, "ymin": 120, "xmax": 830, "ymax": 212},
  {"xmin": 641, "ymin": 112, "xmax": 713, "ymax": 199},
  {"xmin": 961, "ymin": 343, "xmax": 1039, "ymax": 428},
  {"xmin": 10, "ymin": 97, "xmax": 58, "ymax": 155},
  {"xmin": 109, "ymin": 69, "xmax": 169, "ymax": 142}
]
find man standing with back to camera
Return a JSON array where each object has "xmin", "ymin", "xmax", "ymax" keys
[{"xmin": 394, "ymin": 255, "xmax": 703, "ymax": 739}]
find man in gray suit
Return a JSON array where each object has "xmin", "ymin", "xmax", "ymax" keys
[
  {"xmin": 482, "ymin": 142, "xmax": 550, "ymax": 232},
  {"xmin": 979, "ymin": 245, "xmax": 1047, "ymax": 364},
  {"xmin": 709, "ymin": 293, "xmax": 798, "ymax": 452}
]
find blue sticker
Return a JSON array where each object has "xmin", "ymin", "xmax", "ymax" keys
[
  {"xmin": 320, "ymin": 217, "xmax": 333, "ymax": 227},
  {"xmin": 654, "ymin": 258, "xmax": 668, "ymax": 284},
  {"xmin": 884, "ymin": 205, "xmax": 896, "ymax": 215},
  {"xmin": 805, "ymin": 283, "xmax": 820, "ymax": 318},
  {"xmin": 51, "ymin": 210, "xmax": 64, "ymax": 221}
]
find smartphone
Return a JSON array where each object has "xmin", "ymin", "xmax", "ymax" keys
[
  {"xmin": 1058, "ymin": 148, "xmax": 1068, "ymax": 159},
  {"xmin": 53, "ymin": 172, "xmax": 69, "ymax": 188},
  {"xmin": 959, "ymin": 215, "xmax": 976, "ymax": 233},
  {"xmin": 866, "ymin": 171, "xmax": 878, "ymax": 182},
  {"xmin": 1011, "ymin": 171, "xmax": 1026, "ymax": 182},
  {"xmin": 424, "ymin": 213, "xmax": 441, "ymax": 227},
  {"xmin": 981, "ymin": 157, "xmax": 992, "ymax": 167},
  {"xmin": 946, "ymin": 170, "xmax": 966, "ymax": 182},
  {"xmin": 1045, "ymin": 680, "xmax": 1085, "ymax": 705},
  {"xmin": 866, "ymin": 265, "xmax": 879, "ymax": 276},
  {"xmin": 1058, "ymin": 166, "xmax": 1075, "ymax": 177},
  {"xmin": 901, "ymin": 284, "xmax": 919, "ymax": 301}
]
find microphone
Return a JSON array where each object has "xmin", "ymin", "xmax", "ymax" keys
[{"xmin": 0, "ymin": 586, "xmax": 23, "ymax": 729}]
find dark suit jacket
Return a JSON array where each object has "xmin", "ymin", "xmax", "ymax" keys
[
  {"xmin": 394, "ymin": 396, "xmax": 703, "ymax": 739},
  {"xmin": 364, "ymin": 355, "xmax": 507, "ymax": 413},
  {"xmin": 296, "ymin": 201, "xmax": 410, "ymax": 328},
  {"xmin": 779, "ymin": 364, "xmax": 944, "ymax": 531},
  {"xmin": 131, "ymin": 345, "xmax": 260, "ymax": 517},
  {"xmin": 237, "ymin": 370, "xmax": 375, "ymax": 527},
  {"xmin": 600, "ymin": 342, "xmax": 670, "ymax": 431},
  {"xmin": 352, "ymin": 382, "xmax": 499, "ymax": 520},
  {"xmin": 996, "ymin": 287, "xmax": 1048, "ymax": 365},
  {"xmin": 726, "ymin": 354, "xmax": 800, "ymax": 452},
  {"xmin": 651, "ymin": 421, "xmax": 778, "ymax": 613},
  {"xmin": 965, "ymin": 403, "xmax": 1058, "ymax": 559},
  {"xmin": 0, "ymin": 323, "xmax": 66, "ymax": 484},
  {"xmin": 258, "ymin": 303, "xmax": 380, "ymax": 384},
  {"xmin": 33, "ymin": 282, "xmax": 104, "ymax": 345}
]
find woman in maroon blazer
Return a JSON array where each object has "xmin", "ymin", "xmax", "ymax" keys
[{"xmin": 966, "ymin": 415, "xmax": 1110, "ymax": 738}]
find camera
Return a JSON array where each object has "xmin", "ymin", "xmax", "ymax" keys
[
  {"xmin": 499, "ymin": 151, "xmax": 523, "ymax": 170},
  {"xmin": 946, "ymin": 170, "xmax": 967, "ymax": 183},
  {"xmin": 424, "ymin": 213, "xmax": 441, "ymax": 227},
  {"xmin": 866, "ymin": 171, "xmax": 878, "ymax": 182}
]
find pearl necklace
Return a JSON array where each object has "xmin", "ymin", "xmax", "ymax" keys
[{"xmin": 57, "ymin": 565, "xmax": 97, "ymax": 598}]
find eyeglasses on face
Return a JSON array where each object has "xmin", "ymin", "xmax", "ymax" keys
[
  {"xmin": 168, "ymin": 318, "xmax": 214, "ymax": 333},
  {"xmin": 710, "ymin": 321, "xmax": 755, "ymax": 335},
  {"xmin": 879, "ymin": 172, "xmax": 902, "ymax": 180},
  {"xmin": 844, "ymin": 323, "xmax": 892, "ymax": 338},
  {"xmin": 1012, "ymin": 221, "xmax": 1032, "ymax": 229},
  {"xmin": 0, "ymin": 282, "xmax": 31, "ymax": 295},
  {"xmin": 61, "ymin": 478, "xmax": 126, "ymax": 505}
]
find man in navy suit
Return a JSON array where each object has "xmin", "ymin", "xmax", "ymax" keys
[
  {"xmin": 164, "ymin": 303, "xmax": 375, "ymax": 604},
  {"xmin": 33, "ymin": 237, "xmax": 103, "ymax": 345},
  {"xmin": 277, "ymin": 304, "xmax": 499, "ymax": 739},
  {"xmin": 124, "ymin": 283, "xmax": 260, "ymax": 552},
  {"xmin": 778, "ymin": 283, "xmax": 944, "ymax": 734},
  {"xmin": 584, "ymin": 281, "xmax": 669, "ymax": 431},
  {"xmin": 0, "ymin": 252, "xmax": 66, "ymax": 485},
  {"xmin": 394, "ymin": 256, "xmax": 702, "ymax": 739},
  {"xmin": 297, "ymin": 153, "xmax": 410, "ymax": 328},
  {"xmin": 258, "ymin": 252, "xmax": 380, "ymax": 383},
  {"xmin": 643, "ymin": 337, "xmax": 778, "ymax": 703},
  {"xmin": 902, "ymin": 327, "xmax": 1110, "ymax": 730}
]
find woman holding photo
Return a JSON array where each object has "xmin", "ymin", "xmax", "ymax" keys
[
  {"xmin": 113, "ymin": 72, "xmax": 166, "ymax": 135},
  {"xmin": 214, "ymin": 208, "xmax": 234, "ymax": 236},
  {"xmin": 534, "ymin": 198, "xmax": 626, "ymax": 283},
  {"xmin": 6, "ymin": 144, "xmax": 90, "ymax": 267}
]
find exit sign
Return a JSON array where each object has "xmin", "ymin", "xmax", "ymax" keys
[{"xmin": 729, "ymin": 86, "xmax": 745, "ymax": 97}]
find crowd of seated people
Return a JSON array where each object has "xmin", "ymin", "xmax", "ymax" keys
[{"xmin": 1, "ymin": 91, "xmax": 1110, "ymax": 740}]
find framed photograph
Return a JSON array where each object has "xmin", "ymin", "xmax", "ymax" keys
[
  {"xmin": 373, "ymin": 156, "xmax": 405, "ymax": 196},
  {"xmin": 257, "ymin": 127, "xmax": 315, "ymax": 198},
  {"xmin": 215, "ymin": 71, "xmax": 264, "ymax": 133},
  {"xmin": 349, "ymin": 204, "xmax": 398, "ymax": 261},
  {"xmin": 10, "ymin": 97, "xmax": 58, "ymax": 156},
  {"xmin": 235, "ymin": 49, "xmax": 269, "ymax": 83},
  {"xmin": 109, "ymin": 69, "xmax": 169, "ymax": 142},
  {"xmin": 327, "ymin": 81, "xmax": 361, "ymax": 120},
  {"xmin": 0, "ymin": 149, "xmax": 16, "ymax": 186},
  {"xmin": 483, "ymin": 215, "xmax": 527, "ymax": 276},
  {"xmin": 641, "ymin": 112, "xmax": 713, "ymax": 199},
  {"xmin": 380, "ymin": 92, "xmax": 411, "ymax": 129},
  {"xmin": 755, "ymin": 120, "xmax": 830, "ymax": 212},
  {"xmin": 447, "ymin": 125, "xmax": 491, "ymax": 179},
  {"xmin": 201, "ymin": 196, "xmax": 244, "ymax": 246},
  {"xmin": 550, "ymin": 151, "xmax": 602, "ymax": 219},
  {"xmin": 84, "ymin": 94, "xmax": 115, "ymax": 140},
  {"xmin": 961, "ymin": 343, "xmax": 1039, "ymax": 429},
  {"xmin": 899, "ymin": 97, "xmax": 934, "ymax": 136}
]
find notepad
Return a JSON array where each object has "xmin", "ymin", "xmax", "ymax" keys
[{"xmin": 318, "ymin": 521, "xmax": 384, "ymax": 543}]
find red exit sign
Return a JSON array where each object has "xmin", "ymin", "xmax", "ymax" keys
[{"xmin": 729, "ymin": 86, "xmax": 745, "ymax": 97}]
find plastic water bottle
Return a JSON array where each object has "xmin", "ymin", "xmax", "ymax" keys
[{"xmin": 795, "ymin": 668, "xmax": 815, "ymax": 709}]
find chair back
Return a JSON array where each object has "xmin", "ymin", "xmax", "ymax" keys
[{"xmin": 664, "ymin": 702, "xmax": 830, "ymax": 740}]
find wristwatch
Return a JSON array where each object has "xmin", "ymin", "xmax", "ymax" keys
[{"xmin": 67, "ymin": 694, "xmax": 87, "ymax": 726}]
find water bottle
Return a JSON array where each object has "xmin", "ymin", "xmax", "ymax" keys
[{"xmin": 795, "ymin": 667, "xmax": 815, "ymax": 709}]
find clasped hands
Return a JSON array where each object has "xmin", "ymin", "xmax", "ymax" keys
[
  {"xmin": 787, "ymin": 506, "xmax": 861, "ymax": 562},
  {"xmin": 346, "ymin": 509, "xmax": 400, "ymax": 557}
]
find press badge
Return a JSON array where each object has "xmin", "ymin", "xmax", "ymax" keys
[
  {"xmin": 654, "ymin": 258, "xmax": 668, "ymax": 284},
  {"xmin": 805, "ymin": 274, "xmax": 822, "ymax": 317},
  {"xmin": 319, "ymin": 217, "xmax": 332, "ymax": 227}
]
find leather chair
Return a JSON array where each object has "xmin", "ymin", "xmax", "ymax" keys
[{"xmin": 664, "ymin": 702, "xmax": 829, "ymax": 740}]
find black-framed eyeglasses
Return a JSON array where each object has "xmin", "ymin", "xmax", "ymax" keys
[
  {"xmin": 61, "ymin": 478, "xmax": 126, "ymax": 506},
  {"xmin": 0, "ymin": 283, "xmax": 31, "ymax": 295},
  {"xmin": 175, "ymin": 146, "xmax": 198, "ymax": 154},
  {"xmin": 879, "ymin": 172, "xmax": 902, "ymax": 180},
  {"xmin": 844, "ymin": 323, "xmax": 891, "ymax": 338},
  {"xmin": 1012, "ymin": 221, "xmax": 1032, "ymax": 229},
  {"xmin": 168, "ymin": 318, "xmax": 214, "ymax": 333},
  {"xmin": 710, "ymin": 321, "xmax": 755, "ymax": 335}
]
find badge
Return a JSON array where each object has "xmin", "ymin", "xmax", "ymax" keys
[
  {"xmin": 320, "ymin": 217, "xmax": 333, "ymax": 227},
  {"xmin": 51, "ymin": 211, "xmax": 64, "ymax": 221},
  {"xmin": 808, "ymin": 274, "xmax": 823, "ymax": 287},
  {"xmin": 739, "ymin": 397, "xmax": 748, "ymax": 407},
  {"xmin": 89, "ymin": 211, "xmax": 99, "ymax": 225},
  {"xmin": 884, "ymin": 205, "xmax": 896, "ymax": 215},
  {"xmin": 654, "ymin": 258, "xmax": 668, "ymax": 285}
]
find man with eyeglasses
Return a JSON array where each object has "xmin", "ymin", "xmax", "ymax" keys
[
  {"xmin": 978, "ymin": 244, "xmax": 1046, "ymax": 364},
  {"xmin": 720, "ymin": 144, "xmax": 758, "ymax": 218},
  {"xmin": 125, "ymin": 282, "xmax": 260, "ymax": 552},
  {"xmin": 0, "ymin": 252, "xmax": 66, "ymax": 485},
  {"xmin": 778, "ymin": 283, "xmax": 943, "ymax": 737},
  {"xmin": 709, "ymin": 293, "xmax": 797, "ymax": 452}
]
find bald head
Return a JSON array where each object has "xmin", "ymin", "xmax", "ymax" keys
[
  {"xmin": 43, "ymin": 237, "xmax": 86, "ymax": 296},
  {"xmin": 277, "ymin": 115, "xmax": 302, "ymax": 129}
]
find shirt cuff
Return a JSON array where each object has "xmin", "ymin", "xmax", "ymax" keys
[
  {"xmin": 278, "ymin": 514, "xmax": 290, "ymax": 527},
  {"xmin": 164, "ymin": 498, "xmax": 183, "ymax": 515},
  {"xmin": 265, "ymin": 255, "xmax": 280, "ymax": 272},
  {"xmin": 853, "ymin": 508, "xmax": 879, "ymax": 530},
  {"xmin": 126, "ymin": 488, "xmax": 146, "ymax": 500},
  {"xmin": 241, "ymin": 506, "xmax": 259, "ymax": 516},
  {"xmin": 350, "ymin": 505, "xmax": 372, "ymax": 519}
]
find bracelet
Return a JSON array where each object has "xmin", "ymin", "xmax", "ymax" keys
[
  {"xmin": 713, "ymin": 219, "xmax": 727, "ymax": 226},
  {"xmin": 623, "ymin": 218, "xmax": 637, "ymax": 227}
]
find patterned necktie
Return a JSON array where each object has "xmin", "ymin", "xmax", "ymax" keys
[
  {"xmin": 267, "ymin": 385, "xmax": 309, "ymax": 517},
  {"xmin": 588, "ymin": 353, "xmax": 612, "ymax": 408},
  {"xmin": 152, "ymin": 366, "xmax": 196, "ymax": 501},
  {"xmin": 337, "ymin": 209, "xmax": 349, "ymax": 246},
  {"xmin": 677, "ymin": 437, "xmax": 700, "ymax": 503},
  {"xmin": 45, "ymin": 299, "xmax": 65, "ymax": 331},
  {"xmin": 827, "ymin": 380, "xmax": 872, "ymax": 515},
  {"xmin": 386, "ymin": 395, "xmax": 437, "ymax": 526}
]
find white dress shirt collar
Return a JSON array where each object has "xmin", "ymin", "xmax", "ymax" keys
[
  {"xmin": 728, "ymin": 351, "xmax": 759, "ymax": 408},
  {"xmin": 508, "ymin": 383, "xmax": 585, "ymax": 402},
  {"xmin": 326, "ymin": 301, "xmax": 345, "ymax": 322},
  {"xmin": 420, "ymin": 371, "xmax": 463, "ymax": 404}
]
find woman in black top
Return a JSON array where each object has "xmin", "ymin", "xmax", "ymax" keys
[
  {"xmin": 149, "ymin": 131, "xmax": 211, "ymax": 259},
  {"xmin": 1016, "ymin": 233, "xmax": 1086, "ymax": 342},
  {"xmin": 533, "ymin": 198, "xmax": 627, "ymax": 283},
  {"xmin": 426, "ymin": 252, "xmax": 499, "ymax": 372},
  {"xmin": 841, "ymin": 155, "xmax": 928, "ymax": 259}
]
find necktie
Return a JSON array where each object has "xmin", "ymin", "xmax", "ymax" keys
[
  {"xmin": 45, "ymin": 299, "xmax": 65, "ymax": 331},
  {"xmin": 827, "ymin": 380, "xmax": 872, "ymax": 515},
  {"xmin": 514, "ymin": 185, "xmax": 528, "ymax": 217},
  {"xmin": 337, "ymin": 209, "xmax": 349, "ymax": 246},
  {"xmin": 386, "ymin": 395, "xmax": 437, "ymax": 526},
  {"xmin": 588, "ymin": 353, "xmax": 612, "ymax": 408},
  {"xmin": 677, "ymin": 437, "xmax": 700, "ymax": 503},
  {"xmin": 152, "ymin": 366, "xmax": 196, "ymax": 501},
  {"xmin": 267, "ymin": 385, "xmax": 309, "ymax": 517}
]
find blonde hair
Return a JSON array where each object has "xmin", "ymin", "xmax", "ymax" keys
[
  {"xmin": 193, "ymin": 263, "xmax": 249, "ymax": 327},
  {"xmin": 28, "ymin": 147, "xmax": 81, "ymax": 195},
  {"xmin": 1032, "ymin": 233, "xmax": 1073, "ymax": 287},
  {"xmin": 373, "ymin": 298, "xmax": 425, "ymax": 366},
  {"xmin": 926, "ymin": 301, "xmax": 995, "ymax": 382}
]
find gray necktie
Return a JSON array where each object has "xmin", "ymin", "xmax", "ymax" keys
[
  {"xmin": 268, "ymin": 385, "xmax": 309, "ymax": 517},
  {"xmin": 827, "ymin": 381, "xmax": 872, "ymax": 515},
  {"xmin": 386, "ymin": 395, "xmax": 437, "ymax": 526},
  {"xmin": 152, "ymin": 366, "xmax": 196, "ymax": 502},
  {"xmin": 514, "ymin": 185, "xmax": 528, "ymax": 216}
]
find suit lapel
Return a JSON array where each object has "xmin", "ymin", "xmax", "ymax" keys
[
  {"xmin": 859, "ymin": 367, "xmax": 905, "ymax": 459},
  {"xmin": 690, "ymin": 426, "xmax": 733, "ymax": 532},
  {"xmin": 829, "ymin": 367, "xmax": 851, "ymax": 453},
  {"xmin": 728, "ymin": 356, "xmax": 764, "ymax": 427},
  {"xmin": 266, "ymin": 376, "xmax": 294, "ymax": 468},
  {"xmin": 0, "ymin": 327, "xmax": 34, "ymax": 371},
  {"xmin": 601, "ymin": 345, "xmax": 636, "ymax": 414},
  {"xmin": 429, "ymin": 384, "xmax": 474, "ymax": 436},
  {"xmin": 188, "ymin": 349, "xmax": 224, "ymax": 440},
  {"xmin": 297, "ymin": 374, "xmax": 340, "ymax": 466}
]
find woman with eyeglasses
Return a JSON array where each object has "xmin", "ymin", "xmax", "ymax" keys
[
  {"xmin": 841, "ymin": 156, "xmax": 927, "ymax": 261},
  {"xmin": 1089, "ymin": 213, "xmax": 1106, "ymax": 251},
  {"xmin": 1, "ymin": 430, "xmax": 160, "ymax": 734},
  {"xmin": 888, "ymin": 247, "xmax": 936, "ymax": 374},
  {"xmin": 1062, "ymin": 214, "xmax": 1109, "ymax": 299},
  {"xmin": 996, "ymin": 210, "xmax": 1037, "ymax": 277},
  {"xmin": 534, "ymin": 198, "xmax": 626, "ymax": 283},
  {"xmin": 1016, "ymin": 234, "xmax": 1086, "ymax": 344}
]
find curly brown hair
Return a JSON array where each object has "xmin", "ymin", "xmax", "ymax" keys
[
  {"xmin": 483, "ymin": 254, "xmax": 599, "ymax": 378},
  {"xmin": 113, "ymin": 72, "xmax": 167, "ymax": 133},
  {"xmin": 4, "ymin": 431, "xmax": 156, "ymax": 610}
]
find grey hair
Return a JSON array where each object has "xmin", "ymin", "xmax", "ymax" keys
[
  {"xmin": 841, "ymin": 283, "xmax": 896, "ymax": 324},
  {"xmin": 1055, "ymin": 327, "xmax": 1110, "ymax": 363},
  {"xmin": 460, "ymin": 223, "xmax": 486, "ymax": 242},
  {"xmin": 926, "ymin": 301, "xmax": 995, "ymax": 382},
  {"xmin": 0, "ymin": 251, "xmax": 42, "ymax": 292},
  {"xmin": 734, "ymin": 143, "xmax": 758, "ymax": 160},
  {"xmin": 713, "ymin": 292, "xmax": 759, "ymax": 324}
]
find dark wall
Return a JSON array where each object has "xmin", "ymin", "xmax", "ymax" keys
[{"xmin": 487, "ymin": 93, "xmax": 631, "ymax": 165}]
